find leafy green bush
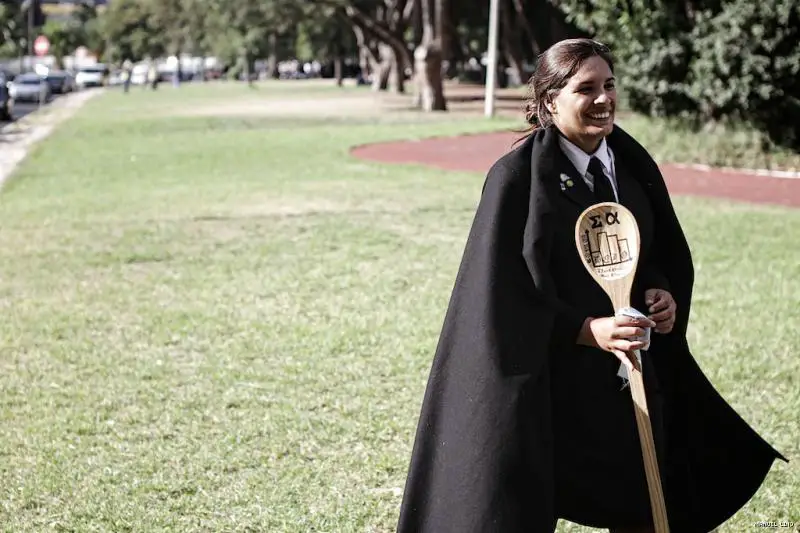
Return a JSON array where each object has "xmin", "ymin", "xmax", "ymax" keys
[
  {"xmin": 554, "ymin": 0, "xmax": 800, "ymax": 150},
  {"xmin": 555, "ymin": 0, "xmax": 696, "ymax": 116},
  {"xmin": 689, "ymin": 0, "xmax": 800, "ymax": 149}
]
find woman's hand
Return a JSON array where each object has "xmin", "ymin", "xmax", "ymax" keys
[
  {"xmin": 645, "ymin": 288, "xmax": 677, "ymax": 334},
  {"xmin": 577, "ymin": 315, "xmax": 656, "ymax": 371}
]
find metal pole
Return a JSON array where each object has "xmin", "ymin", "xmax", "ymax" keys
[
  {"xmin": 27, "ymin": 1, "xmax": 34, "ymax": 73},
  {"xmin": 484, "ymin": 0, "xmax": 500, "ymax": 117}
]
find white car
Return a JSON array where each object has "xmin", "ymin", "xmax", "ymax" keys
[
  {"xmin": 130, "ymin": 63, "xmax": 149, "ymax": 85},
  {"xmin": 75, "ymin": 65, "xmax": 107, "ymax": 88},
  {"xmin": 8, "ymin": 73, "xmax": 50, "ymax": 103}
]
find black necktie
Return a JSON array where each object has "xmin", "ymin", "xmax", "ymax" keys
[{"xmin": 589, "ymin": 156, "xmax": 615, "ymax": 203}]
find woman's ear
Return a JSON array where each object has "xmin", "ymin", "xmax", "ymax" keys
[{"xmin": 545, "ymin": 98, "xmax": 556, "ymax": 114}]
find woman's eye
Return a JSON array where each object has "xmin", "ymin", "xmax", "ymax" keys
[
  {"xmin": 605, "ymin": 83, "xmax": 616, "ymax": 90},
  {"xmin": 578, "ymin": 87, "xmax": 592, "ymax": 94}
]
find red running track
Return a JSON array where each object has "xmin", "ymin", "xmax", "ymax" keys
[{"xmin": 351, "ymin": 132, "xmax": 800, "ymax": 208}]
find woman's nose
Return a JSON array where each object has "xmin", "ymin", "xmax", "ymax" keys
[{"xmin": 595, "ymin": 92, "xmax": 610, "ymax": 104}]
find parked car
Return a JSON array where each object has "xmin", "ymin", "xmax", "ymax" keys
[
  {"xmin": 75, "ymin": 65, "xmax": 108, "ymax": 88},
  {"xmin": 107, "ymin": 69, "xmax": 125, "ymax": 86},
  {"xmin": 44, "ymin": 71, "xmax": 76, "ymax": 94},
  {"xmin": 8, "ymin": 73, "xmax": 50, "ymax": 103},
  {"xmin": 0, "ymin": 71, "xmax": 12, "ymax": 121},
  {"xmin": 130, "ymin": 63, "xmax": 149, "ymax": 85}
]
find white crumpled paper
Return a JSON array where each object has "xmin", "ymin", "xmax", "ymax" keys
[{"xmin": 615, "ymin": 306, "xmax": 651, "ymax": 390}]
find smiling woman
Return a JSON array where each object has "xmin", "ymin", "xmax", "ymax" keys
[
  {"xmin": 534, "ymin": 41, "xmax": 616, "ymax": 152},
  {"xmin": 548, "ymin": 55, "xmax": 616, "ymax": 152},
  {"xmin": 396, "ymin": 38, "xmax": 785, "ymax": 533}
]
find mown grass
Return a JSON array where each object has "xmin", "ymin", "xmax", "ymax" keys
[{"xmin": 0, "ymin": 83, "xmax": 797, "ymax": 532}]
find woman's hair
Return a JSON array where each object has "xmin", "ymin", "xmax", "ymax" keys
[{"xmin": 522, "ymin": 38, "xmax": 615, "ymax": 131}]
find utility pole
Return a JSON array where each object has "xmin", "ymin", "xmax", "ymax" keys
[
  {"xmin": 28, "ymin": 2, "xmax": 33, "ymax": 56},
  {"xmin": 484, "ymin": 0, "xmax": 500, "ymax": 117},
  {"xmin": 20, "ymin": 0, "xmax": 34, "ymax": 72}
]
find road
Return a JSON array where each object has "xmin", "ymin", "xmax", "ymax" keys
[{"xmin": 8, "ymin": 94, "xmax": 63, "ymax": 121}]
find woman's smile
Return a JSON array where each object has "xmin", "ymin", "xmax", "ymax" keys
[{"xmin": 587, "ymin": 111, "xmax": 612, "ymax": 121}]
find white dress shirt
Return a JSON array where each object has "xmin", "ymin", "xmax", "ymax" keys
[{"xmin": 557, "ymin": 136, "xmax": 619, "ymax": 201}]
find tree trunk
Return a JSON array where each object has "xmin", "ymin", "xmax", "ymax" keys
[
  {"xmin": 358, "ymin": 45, "xmax": 370, "ymax": 78},
  {"xmin": 368, "ymin": 56, "xmax": 382, "ymax": 89},
  {"xmin": 414, "ymin": 0, "xmax": 446, "ymax": 111},
  {"xmin": 334, "ymin": 56, "xmax": 343, "ymax": 87},
  {"xmin": 501, "ymin": 0, "xmax": 526, "ymax": 86},
  {"xmin": 414, "ymin": 41, "xmax": 446, "ymax": 111},
  {"xmin": 503, "ymin": 47, "xmax": 525, "ymax": 88},
  {"xmin": 436, "ymin": 0, "xmax": 456, "ymax": 78},
  {"xmin": 412, "ymin": 0, "xmax": 423, "ymax": 47},
  {"xmin": 389, "ymin": 45, "xmax": 407, "ymax": 93},
  {"xmin": 266, "ymin": 33, "xmax": 279, "ymax": 79},
  {"xmin": 345, "ymin": 4, "xmax": 411, "ymax": 93},
  {"xmin": 352, "ymin": 25, "xmax": 373, "ymax": 84},
  {"xmin": 511, "ymin": 0, "xmax": 539, "ymax": 56},
  {"xmin": 174, "ymin": 48, "xmax": 183, "ymax": 87},
  {"xmin": 388, "ymin": 54, "xmax": 400, "ymax": 92},
  {"xmin": 373, "ymin": 43, "xmax": 393, "ymax": 91}
]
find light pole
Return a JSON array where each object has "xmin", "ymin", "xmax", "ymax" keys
[
  {"xmin": 20, "ymin": 0, "xmax": 34, "ymax": 72},
  {"xmin": 484, "ymin": 0, "xmax": 500, "ymax": 117}
]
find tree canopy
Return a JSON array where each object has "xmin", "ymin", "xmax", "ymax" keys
[{"xmin": 2, "ymin": 0, "xmax": 796, "ymax": 147}]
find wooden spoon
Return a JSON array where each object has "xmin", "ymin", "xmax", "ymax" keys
[{"xmin": 574, "ymin": 201, "xmax": 670, "ymax": 533}]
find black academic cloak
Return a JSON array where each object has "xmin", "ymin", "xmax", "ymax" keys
[{"xmin": 396, "ymin": 126, "xmax": 785, "ymax": 533}]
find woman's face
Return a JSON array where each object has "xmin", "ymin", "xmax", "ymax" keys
[{"xmin": 549, "ymin": 55, "xmax": 616, "ymax": 153}]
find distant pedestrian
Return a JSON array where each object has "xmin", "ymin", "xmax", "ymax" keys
[
  {"xmin": 122, "ymin": 60, "xmax": 133, "ymax": 93},
  {"xmin": 148, "ymin": 64, "xmax": 159, "ymax": 90}
]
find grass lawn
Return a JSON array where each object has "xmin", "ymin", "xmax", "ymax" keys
[{"xmin": 0, "ymin": 82, "xmax": 797, "ymax": 532}]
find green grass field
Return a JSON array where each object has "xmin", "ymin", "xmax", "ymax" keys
[{"xmin": 0, "ymin": 83, "xmax": 797, "ymax": 532}]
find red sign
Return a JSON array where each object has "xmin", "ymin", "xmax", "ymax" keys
[{"xmin": 33, "ymin": 35, "xmax": 50, "ymax": 57}]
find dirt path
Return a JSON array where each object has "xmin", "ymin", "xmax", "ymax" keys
[{"xmin": 351, "ymin": 131, "xmax": 800, "ymax": 208}]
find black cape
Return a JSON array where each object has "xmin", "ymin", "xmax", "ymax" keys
[{"xmin": 396, "ymin": 126, "xmax": 785, "ymax": 533}]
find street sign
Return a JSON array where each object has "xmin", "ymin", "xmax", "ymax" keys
[{"xmin": 33, "ymin": 35, "xmax": 50, "ymax": 57}]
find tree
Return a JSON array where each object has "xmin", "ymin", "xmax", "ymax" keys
[
  {"xmin": 200, "ymin": 0, "xmax": 299, "ymax": 82},
  {"xmin": 555, "ymin": 0, "xmax": 800, "ymax": 149},
  {"xmin": 554, "ymin": 0, "xmax": 696, "ymax": 115},
  {"xmin": 102, "ymin": 0, "xmax": 165, "ymax": 62},
  {"xmin": 295, "ymin": 6, "xmax": 357, "ymax": 86},
  {"xmin": 1, "ymin": 0, "xmax": 46, "ymax": 61},
  {"xmin": 0, "ymin": 2, "xmax": 23, "ymax": 56},
  {"xmin": 40, "ymin": 0, "xmax": 103, "ymax": 67},
  {"xmin": 689, "ymin": 0, "xmax": 800, "ymax": 149},
  {"xmin": 41, "ymin": 19, "xmax": 76, "ymax": 68},
  {"xmin": 413, "ymin": 0, "xmax": 446, "ymax": 110},
  {"xmin": 341, "ymin": 0, "xmax": 414, "ymax": 93}
]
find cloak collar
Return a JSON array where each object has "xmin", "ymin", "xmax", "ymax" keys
[{"xmin": 530, "ymin": 126, "xmax": 600, "ymax": 210}]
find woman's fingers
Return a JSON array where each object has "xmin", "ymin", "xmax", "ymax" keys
[
  {"xmin": 646, "ymin": 289, "xmax": 678, "ymax": 329},
  {"xmin": 648, "ymin": 297, "xmax": 670, "ymax": 313},
  {"xmin": 650, "ymin": 297, "xmax": 677, "ymax": 334},
  {"xmin": 611, "ymin": 339, "xmax": 647, "ymax": 352},
  {"xmin": 588, "ymin": 316, "xmax": 651, "ymax": 357},
  {"xmin": 611, "ymin": 326, "xmax": 647, "ymax": 339},
  {"xmin": 614, "ymin": 314, "xmax": 656, "ymax": 329},
  {"xmin": 649, "ymin": 309, "xmax": 673, "ymax": 322},
  {"xmin": 654, "ymin": 320, "xmax": 675, "ymax": 334}
]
